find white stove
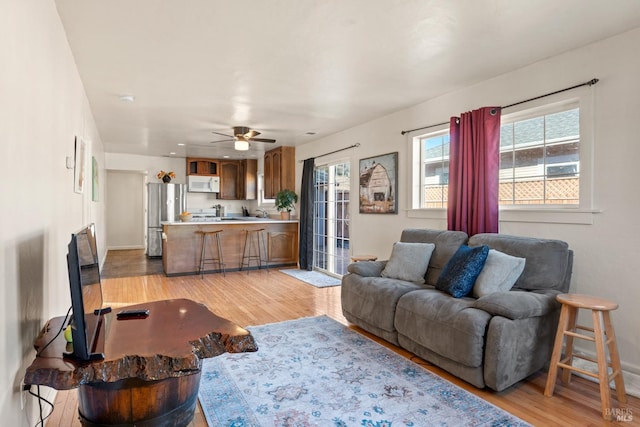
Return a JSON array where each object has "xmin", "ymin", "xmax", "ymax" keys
[{"xmin": 189, "ymin": 208, "xmax": 221, "ymax": 222}]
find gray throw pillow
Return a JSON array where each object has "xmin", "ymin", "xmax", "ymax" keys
[
  {"xmin": 381, "ymin": 242, "xmax": 435, "ymax": 284},
  {"xmin": 472, "ymin": 249, "xmax": 526, "ymax": 298}
]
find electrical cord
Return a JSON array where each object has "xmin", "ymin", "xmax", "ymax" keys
[
  {"xmin": 24, "ymin": 308, "xmax": 70, "ymax": 426},
  {"xmin": 35, "ymin": 306, "xmax": 72, "ymax": 357},
  {"xmin": 27, "ymin": 385, "xmax": 54, "ymax": 427}
]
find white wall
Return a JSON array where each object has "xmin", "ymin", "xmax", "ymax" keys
[
  {"xmin": 0, "ymin": 1, "xmax": 105, "ymax": 424},
  {"xmin": 297, "ymin": 28, "xmax": 640, "ymax": 389}
]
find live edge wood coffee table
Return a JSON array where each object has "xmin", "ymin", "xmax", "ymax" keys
[{"xmin": 24, "ymin": 299, "xmax": 258, "ymax": 426}]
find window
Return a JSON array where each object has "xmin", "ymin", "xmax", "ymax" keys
[
  {"xmin": 420, "ymin": 132, "xmax": 450, "ymax": 208},
  {"xmin": 412, "ymin": 99, "xmax": 590, "ymax": 216},
  {"xmin": 499, "ymin": 107, "xmax": 580, "ymax": 206}
]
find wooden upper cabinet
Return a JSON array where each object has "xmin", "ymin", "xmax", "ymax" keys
[
  {"xmin": 186, "ymin": 158, "xmax": 218, "ymax": 176},
  {"xmin": 219, "ymin": 161, "xmax": 239, "ymax": 200},
  {"xmin": 218, "ymin": 159, "xmax": 257, "ymax": 200},
  {"xmin": 264, "ymin": 146, "xmax": 295, "ymax": 199},
  {"xmin": 186, "ymin": 157, "xmax": 256, "ymax": 200},
  {"xmin": 242, "ymin": 159, "xmax": 257, "ymax": 200}
]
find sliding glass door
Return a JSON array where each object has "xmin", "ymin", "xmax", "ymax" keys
[{"xmin": 313, "ymin": 161, "xmax": 351, "ymax": 276}]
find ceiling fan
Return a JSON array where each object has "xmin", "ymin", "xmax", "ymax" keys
[{"xmin": 210, "ymin": 126, "xmax": 276, "ymax": 151}]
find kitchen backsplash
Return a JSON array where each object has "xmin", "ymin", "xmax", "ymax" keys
[{"xmin": 186, "ymin": 192, "xmax": 277, "ymax": 217}]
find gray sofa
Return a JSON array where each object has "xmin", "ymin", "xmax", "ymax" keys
[{"xmin": 341, "ymin": 229, "xmax": 573, "ymax": 391}]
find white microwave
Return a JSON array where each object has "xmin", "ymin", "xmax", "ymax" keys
[{"xmin": 187, "ymin": 175, "xmax": 220, "ymax": 193}]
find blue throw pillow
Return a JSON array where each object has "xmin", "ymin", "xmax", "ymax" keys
[{"xmin": 436, "ymin": 245, "xmax": 490, "ymax": 298}]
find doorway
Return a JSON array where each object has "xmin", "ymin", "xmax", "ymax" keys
[
  {"xmin": 106, "ymin": 170, "xmax": 145, "ymax": 250},
  {"xmin": 313, "ymin": 161, "xmax": 350, "ymax": 276}
]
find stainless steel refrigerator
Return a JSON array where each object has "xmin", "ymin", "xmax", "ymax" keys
[{"xmin": 147, "ymin": 183, "xmax": 186, "ymax": 257}]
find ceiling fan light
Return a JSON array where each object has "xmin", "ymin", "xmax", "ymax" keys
[{"xmin": 234, "ymin": 139, "xmax": 249, "ymax": 151}]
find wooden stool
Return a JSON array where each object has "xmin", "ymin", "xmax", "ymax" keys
[
  {"xmin": 350, "ymin": 254, "xmax": 378, "ymax": 262},
  {"xmin": 195, "ymin": 230, "xmax": 225, "ymax": 278},
  {"xmin": 240, "ymin": 229, "xmax": 268, "ymax": 273},
  {"xmin": 544, "ymin": 293, "xmax": 626, "ymax": 420}
]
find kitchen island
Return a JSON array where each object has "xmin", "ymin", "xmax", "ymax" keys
[{"xmin": 162, "ymin": 218, "xmax": 298, "ymax": 275}]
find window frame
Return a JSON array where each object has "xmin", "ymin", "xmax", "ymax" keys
[{"xmin": 408, "ymin": 88, "xmax": 598, "ymax": 224}]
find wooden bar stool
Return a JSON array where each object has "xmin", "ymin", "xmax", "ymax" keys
[
  {"xmin": 544, "ymin": 293, "xmax": 626, "ymax": 420},
  {"xmin": 195, "ymin": 230, "xmax": 225, "ymax": 278},
  {"xmin": 240, "ymin": 229, "xmax": 268, "ymax": 273}
]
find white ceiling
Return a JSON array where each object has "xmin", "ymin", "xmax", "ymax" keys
[{"xmin": 55, "ymin": 0, "xmax": 640, "ymax": 159}]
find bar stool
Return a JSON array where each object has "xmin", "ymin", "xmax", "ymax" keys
[
  {"xmin": 195, "ymin": 230, "xmax": 225, "ymax": 278},
  {"xmin": 240, "ymin": 228, "xmax": 268, "ymax": 273},
  {"xmin": 544, "ymin": 293, "xmax": 626, "ymax": 420}
]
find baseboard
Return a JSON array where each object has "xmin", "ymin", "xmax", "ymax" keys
[{"xmin": 570, "ymin": 350, "xmax": 640, "ymax": 399}]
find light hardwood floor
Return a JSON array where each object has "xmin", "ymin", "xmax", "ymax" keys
[{"xmin": 47, "ymin": 264, "xmax": 639, "ymax": 426}]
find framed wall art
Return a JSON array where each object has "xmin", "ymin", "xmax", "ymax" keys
[
  {"xmin": 74, "ymin": 137, "xmax": 86, "ymax": 194},
  {"xmin": 359, "ymin": 151, "xmax": 398, "ymax": 214},
  {"xmin": 92, "ymin": 156, "xmax": 99, "ymax": 201}
]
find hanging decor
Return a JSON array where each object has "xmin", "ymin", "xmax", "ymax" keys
[
  {"xmin": 157, "ymin": 170, "xmax": 175, "ymax": 183},
  {"xmin": 358, "ymin": 152, "xmax": 398, "ymax": 214},
  {"xmin": 74, "ymin": 137, "xmax": 86, "ymax": 194}
]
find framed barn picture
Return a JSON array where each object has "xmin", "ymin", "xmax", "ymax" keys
[{"xmin": 359, "ymin": 152, "xmax": 398, "ymax": 214}]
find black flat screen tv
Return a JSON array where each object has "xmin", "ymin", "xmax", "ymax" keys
[{"xmin": 65, "ymin": 223, "xmax": 105, "ymax": 360}]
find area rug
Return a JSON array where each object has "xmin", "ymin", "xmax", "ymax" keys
[
  {"xmin": 198, "ymin": 316, "xmax": 530, "ymax": 427},
  {"xmin": 279, "ymin": 269, "xmax": 342, "ymax": 288}
]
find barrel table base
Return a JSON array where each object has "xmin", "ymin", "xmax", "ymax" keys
[{"xmin": 77, "ymin": 372, "xmax": 201, "ymax": 427}]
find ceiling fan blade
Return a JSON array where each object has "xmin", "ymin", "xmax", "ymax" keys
[
  {"xmin": 209, "ymin": 138, "xmax": 235, "ymax": 143},
  {"xmin": 245, "ymin": 129, "xmax": 260, "ymax": 139},
  {"xmin": 212, "ymin": 131, "xmax": 234, "ymax": 138},
  {"xmin": 248, "ymin": 137, "xmax": 276, "ymax": 143}
]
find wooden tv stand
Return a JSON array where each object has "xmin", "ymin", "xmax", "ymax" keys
[{"xmin": 24, "ymin": 299, "xmax": 257, "ymax": 426}]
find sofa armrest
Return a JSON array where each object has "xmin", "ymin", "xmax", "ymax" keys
[
  {"xmin": 472, "ymin": 290, "xmax": 561, "ymax": 320},
  {"xmin": 346, "ymin": 260, "xmax": 387, "ymax": 277}
]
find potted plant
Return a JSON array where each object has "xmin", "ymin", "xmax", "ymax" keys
[{"xmin": 275, "ymin": 189, "xmax": 298, "ymax": 220}]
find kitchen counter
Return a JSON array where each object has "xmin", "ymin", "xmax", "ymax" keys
[
  {"xmin": 161, "ymin": 220, "xmax": 299, "ymax": 275},
  {"xmin": 162, "ymin": 217, "xmax": 297, "ymax": 225}
]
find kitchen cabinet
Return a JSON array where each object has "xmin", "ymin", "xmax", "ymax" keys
[
  {"xmin": 240, "ymin": 159, "xmax": 257, "ymax": 200},
  {"xmin": 218, "ymin": 159, "xmax": 257, "ymax": 200},
  {"xmin": 219, "ymin": 161, "xmax": 240, "ymax": 200},
  {"xmin": 267, "ymin": 230, "xmax": 298, "ymax": 265},
  {"xmin": 186, "ymin": 158, "xmax": 218, "ymax": 176},
  {"xmin": 264, "ymin": 146, "xmax": 295, "ymax": 199}
]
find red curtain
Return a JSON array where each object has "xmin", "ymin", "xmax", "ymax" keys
[{"xmin": 447, "ymin": 107, "xmax": 501, "ymax": 236}]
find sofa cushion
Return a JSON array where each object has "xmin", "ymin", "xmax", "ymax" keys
[
  {"xmin": 381, "ymin": 242, "xmax": 435, "ymax": 284},
  {"xmin": 472, "ymin": 290, "xmax": 560, "ymax": 319},
  {"xmin": 436, "ymin": 245, "xmax": 489, "ymax": 298},
  {"xmin": 469, "ymin": 233, "xmax": 572, "ymax": 292},
  {"xmin": 399, "ymin": 229, "xmax": 468, "ymax": 286},
  {"xmin": 347, "ymin": 260, "xmax": 386, "ymax": 277},
  {"xmin": 395, "ymin": 289, "xmax": 492, "ymax": 368},
  {"xmin": 472, "ymin": 249, "xmax": 525, "ymax": 298},
  {"xmin": 341, "ymin": 274, "xmax": 424, "ymax": 343}
]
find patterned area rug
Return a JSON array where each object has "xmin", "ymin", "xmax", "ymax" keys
[
  {"xmin": 279, "ymin": 269, "xmax": 342, "ymax": 287},
  {"xmin": 198, "ymin": 316, "xmax": 530, "ymax": 427}
]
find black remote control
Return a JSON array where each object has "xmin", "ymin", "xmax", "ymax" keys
[{"xmin": 116, "ymin": 309, "xmax": 149, "ymax": 319}]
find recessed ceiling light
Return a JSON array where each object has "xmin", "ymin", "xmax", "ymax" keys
[
  {"xmin": 169, "ymin": 152, "xmax": 176, "ymax": 155},
  {"xmin": 119, "ymin": 95, "xmax": 135, "ymax": 102},
  {"xmin": 223, "ymin": 155, "xmax": 230, "ymax": 158},
  {"xmin": 177, "ymin": 143, "xmax": 185, "ymax": 146}
]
